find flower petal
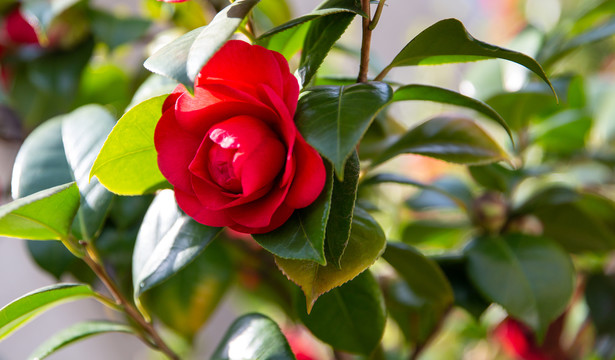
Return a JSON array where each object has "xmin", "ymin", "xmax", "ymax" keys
[
  {"xmin": 155, "ymin": 107, "xmax": 202, "ymax": 193},
  {"xmin": 175, "ymin": 188, "xmax": 235, "ymax": 227},
  {"xmin": 285, "ymin": 136, "xmax": 326, "ymax": 209},
  {"xmin": 230, "ymin": 203, "xmax": 294, "ymax": 234},
  {"xmin": 227, "ymin": 185, "xmax": 289, "ymax": 228}
]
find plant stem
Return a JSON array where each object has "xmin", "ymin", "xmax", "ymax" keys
[
  {"xmin": 368, "ymin": 0, "xmax": 387, "ymax": 30},
  {"xmin": 374, "ymin": 64, "xmax": 392, "ymax": 82},
  {"xmin": 81, "ymin": 245, "xmax": 180, "ymax": 360},
  {"xmin": 357, "ymin": 0, "xmax": 372, "ymax": 83}
]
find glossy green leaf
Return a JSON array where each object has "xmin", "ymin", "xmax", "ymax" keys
[
  {"xmin": 26, "ymin": 241, "xmax": 88, "ymax": 281},
  {"xmin": 253, "ymin": 162, "xmax": 333, "ymax": 265},
  {"xmin": 0, "ymin": 183, "xmax": 79, "ymax": 241},
  {"xmin": 133, "ymin": 190, "xmax": 223, "ymax": 299},
  {"xmin": 372, "ymin": 116, "xmax": 508, "ymax": 167},
  {"xmin": 383, "ymin": 18, "xmax": 554, "ymax": 95},
  {"xmin": 90, "ymin": 95, "xmax": 170, "ymax": 195},
  {"xmin": 127, "ymin": 75, "xmax": 177, "ymax": 110},
  {"xmin": 257, "ymin": 0, "xmax": 365, "ymax": 39},
  {"xmin": 515, "ymin": 187, "xmax": 615, "ymax": 252},
  {"xmin": 468, "ymin": 164, "xmax": 521, "ymax": 194},
  {"xmin": 12, "ymin": 106, "xmax": 115, "ymax": 241},
  {"xmin": 0, "ymin": 284, "xmax": 98, "ymax": 341},
  {"xmin": 90, "ymin": 9, "xmax": 151, "ymax": 51},
  {"xmin": 585, "ymin": 273, "xmax": 615, "ymax": 335},
  {"xmin": 296, "ymin": 271, "xmax": 386, "ymax": 355},
  {"xmin": 144, "ymin": 0, "xmax": 259, "ymax": 88},
  {"xmin": 276, "ymin": 207, "xmax": 386, "ymax": 311},
  {"xmin": 392, "ymin": 84, "xmax": 512, "ymax": 140},
  {"xmin": 258, "ymin": 23, "xmax": 309, "ymax": 61},
  {"xmin": 141, "ymin": 241, "xmax": 233, "ymax": 339},
  {"xmin": 211, "ymin": 313, "xmax": 296, "ymax": 360},
  {"xmin": 28, "ymin": 321, "xmax": 136, "ymax": 360},
  {"xmin": 298, "ymin": 10, "xmax": 355, "ymax": 86},
  {"xmin": 465, "ymin": 234, "xmax": 575, "ymax": 337},
  {"xmin": 436, "ymin": 255, "xmax": 490, "ymax": 319},
  {"xmin": 295, "ymin": 82, "xmax": 393, "ymax": 179},
  {"xmin": 383, "ymin": 242, "xmax": 454, "ymax": 343},
  {"xmin": 327, "ymin": 152, "xmax": 359, "ymax": 268}
]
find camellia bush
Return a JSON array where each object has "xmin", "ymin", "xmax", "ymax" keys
[{"xmin": 3, "ymin": 0, "xmax": 615, "ymax": 359}]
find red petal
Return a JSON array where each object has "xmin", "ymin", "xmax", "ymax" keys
[
  {"xmin": 229, "ymin": 203, "xmax": 294, "ymax": 234},
  {"xmin": 191, "ymin": 175, "xmax": 239, "ymax": 210},
  {"xmin": 285, "ymin": 136, "xmax": 326, "ymax": 209},
  {"xmin": 174, "ymin": 188, "xmax": 235, "ymax": 227},
  {"xmin": 162, "ymin": 85, "xmax": 186, "ymax": 113},
  {"xmin": 5, "ymin": 8, "xmax": 38, "ymax": 45},
  {"xmin": 227, "ymin": 185, "xmax": 289, "ymax": 228},
  {"xmin": 175, "ymin": 85, "xmax": 278, "ymax": 135},
  {"xmin": 239, "ymin": 140, "xmax": 286, "ymax": 195},
  {"xmin": 271, "ymin": 50, "xmax": 300, "ymax": 116},
  {"xmin": 154, "ymin": 107, "xmax": 201, "ymax": 193},
  {"xmin": 196, "ymin": 40, "xmax": 284, "ymax": 97}
]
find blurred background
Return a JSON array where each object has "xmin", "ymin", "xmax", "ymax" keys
[{"xmin": 0, "ymin": 0, "xmax": 606, "ymax": 359}]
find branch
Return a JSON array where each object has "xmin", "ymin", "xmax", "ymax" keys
[{"xmin": 357, "ymin": 0, "xmax": 372, "ymax": 83}]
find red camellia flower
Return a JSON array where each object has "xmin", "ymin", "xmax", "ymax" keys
[{"xmin": 155, "ymin": 40, "xmax": 326, "ymax": 234}]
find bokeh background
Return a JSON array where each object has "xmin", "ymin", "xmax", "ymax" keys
[{"xmin": 0, "ymin": 0, "xmax": 579, "ymax": 358}]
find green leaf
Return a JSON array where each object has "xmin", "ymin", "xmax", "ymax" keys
[
  {"xmin": 486, "ymin": 90, "xmax": 558, "ymax": 131},
  {"xmin": 127, "ymin": 75, "xmax": 178, "ymax": 111},
  {"xmin": 383, "ymin": 18, "xmax": 554, "ymax": 96},
  {"xmin": 144, "ymin": 0, "xmax": 260, "ymax": 88},
  {"xmin": 295, "ymin": 82, "xmax": 393, "ymax": 179},
  {"xmin": 296, "ymin": 270, "xmax": 386, "ymax": 355},
  {"xmin": 298, "ymin": 10, "xmax": 355, "ymax": 86},
  {"xmin": 372, "ymin": 116, "xmax": 508, "ymax": 167},
  {"xmin": 90, "ymin": 9, "xmax": 151, "ymax": 51},
  {"xmin": 276, "ymin": 207, "xmax": 386, "ymax": 311},
  {"xmin": 401, "ymin": 221, "xmax": 468, "ymax": 248},
  {"xmin": 585, "ymin": 273, "xmax": 615, "ymax": 335},
  {"xmin": 383, "ymin": 242, "xmax": 454, "ymax": 344},
  {"xmin": 28, "ymin": 321, "xmax": 136, "ymax": 360},
  {"xmin": 326, "ymin": 152, "xmax": 359, "ymax": 268},
  {"xmin": 392, "ymin": 84, "xmax": 512, "ymax": 141},
  {"xmin": 531, "ymin": 109, "xmax": 592, "ymax": 155},
  {"xmin": 0, "ymin": 183, "xmax": 79, "ymax": 241},
  {"xmin": 253, "ymin": 162, "xmax": 334, "ymax": 265},
  {"xmin": 211, "ymin": 313, "xmax": 296, "ymax": 360},
  {"xmin": 133, "ymin": 190, "xmax": 223, "ymax": 299},
  {"xmin": 257, "ymin": 0, "xmax": 365, "ymax": 40},
  {"xmin": 436, "ymin": 255, "xmax": 490, "ymax": 319},
  {"xmin": 257, "ymin": 22, "xmax": 309, "ymax": 61},
  {"xmin": 405, "ymin": 176, "xmax": 474, "ymax": 211},
  {"xmin": 90, "ymin": 95, "xmax": 170, "ymax": 195},
  {"xmin": 141, "ymin": 241, "xmax": 233, "ymax": 339},
  {"xmin": 468, "ymin": 164, "xmax": 521, "ymax": 194},
  {"xmin": 0, "ymin": 284, "xmax": 98, "ymax": 341},
  {"xmin": 12, "ymin": 106, "xmax": 115, "ymax": 241},
  {"xmin": 465, "ymin": 234, "xmax": 575, "ymax": 337},
  {"xmin": 515, "ymin": 187, "xmax": 615, "ymax": 252}
]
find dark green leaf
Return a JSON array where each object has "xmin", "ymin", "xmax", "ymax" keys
[
  {"xmin": 296, "ymin": 270, "xmax": 386, "ymax": 355},
  {"xmin": 276, "ymin": 207, "xmax": 386, "ymax": 311},
  {"xmin": 468, "ymin": 164, "xmax": 521, "ymax": 194},
  {"xmin": 145, "ymin": 0, "xmax": 259, "ymax": 88},
  {"xmin": 211, "ymin": 313, "xmax": 296, "ymax": 360},
  {"xmin": 257, "ymin": 0, "xmax": 365, "ymax": 39},
  {"xmin": 257, "ymin": 23, "xmax": 309, "ymax": 61},
  {"xmin": 383, "ymin": 19, "xmax": 554, "ymax": 95},
  {"xmin": 393, "ymin": 84, "xmax": 512, "ymax": 140},
  {"xmin": 295, "ymin": 82, "xmax": 393, "ymax": 179},
  {"xmin": 372, "ymin": 116, "xmax": 508, "ymax": 167},
  {"xmin": 141, "ymin": 241, "xmax": 233, "ymax": 339},
  {"xmin": 12, "ymin": 106, "xmax": 115, "ymax": 241},
  {"xmin": 90, "ymin": 9, "xmax": 151, "ymax": 51},
  {"xmin": 298, "ymin": 11, "xmax": 355, "ymax": 86},
  {"xmin": 436, "ymin": 255, "xmax": 490, "ymax": 319},
  {"xmin": 0, "ymin": 183, "xmax": 79, "ymax": 241},
  {"xmin": 253, "ymin": 161, "xmax": 334, "ymax": 264},
  {"xmin": 0, "ymin": 284, "xmax": 99, "ymax": 340},
  {"xmin": 28, "ymin": 321, "xmax": 136, "ymax": 360},
  {"xmin": 585, "ymin": 273, "xmax": 615, "ymax": 335},
  {"xmin": 90, "ymin": 95, "xmax": 170, "ymax": 195},
  {"xmin": 383, "ymin": 242, "xmax": 454, "ymax": 343},
  {"xmin": 326, "ymin": 152, "xmax": 359, "ymax": 268},
  {"xmin": 132, "ymin": 190, "xmax": 223, "ymax": 299},
  {"xmin": 515, "ymin": 187, "xmax": 615, "ymax": 252},
  {"xmin": 465, "ymin": 234, "xmax": 575, "ymax": 337}
]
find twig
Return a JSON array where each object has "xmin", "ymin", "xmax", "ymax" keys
[
  {"xmin": 81, "ymin": 244, "xmax": 180, "ymax": 360},
  {"xmin": 357, "ymin": 0, "xmax": 372, "ymax": 83},
  {"xmin": 368, "ymin": 0, "xmax": 387, "ymax": 30}
]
